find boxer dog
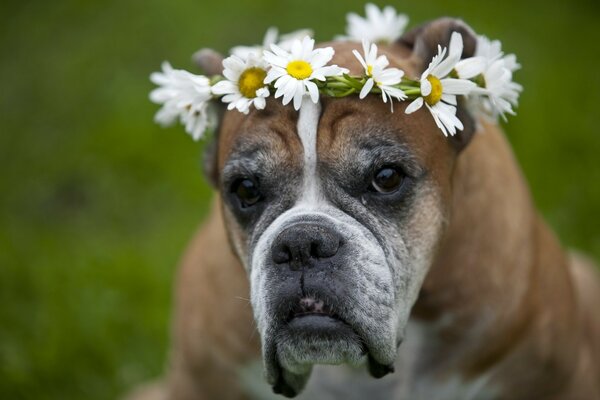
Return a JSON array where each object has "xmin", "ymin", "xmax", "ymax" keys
[{"xmin": 130, "ymin": 18, "xmax": 600, "ymax": 400}]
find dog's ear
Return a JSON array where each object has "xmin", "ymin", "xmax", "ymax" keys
[
  {"xmin": 193, "ymin": 48, "xmax": 225, "ymax": 187},
  {"xmin": 192, "ymin": 48, "xmax": 225, "ymax": 76},
  {"xmin": 399, "ymin": 18, "xmax": 477, "ymax": 152}
]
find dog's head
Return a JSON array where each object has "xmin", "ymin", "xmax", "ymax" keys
[{"xmin": 203, "ymin": 18, "xmax": 477, "ymax": 397}]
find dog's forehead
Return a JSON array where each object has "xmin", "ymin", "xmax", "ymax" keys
[
  {"xmin": 317, "ymin": 96, "xmax": 449, "ymax": 164},
  {"xmin": 218, "ymin": 42, "xmax": 449, "ymax": 169}
]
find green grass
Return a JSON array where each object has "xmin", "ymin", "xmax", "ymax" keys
[{"xmin": 1, "ymin": 0, "xmax": 599, "ymax": 399}]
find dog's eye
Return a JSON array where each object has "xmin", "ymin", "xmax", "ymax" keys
[
  {"xmin": 232, "ymin": 178, "xmax": 262, "ymax": 208},
  {"xmin": 371, "ymin": 167, "xmax": 404, "ymax": 194}
]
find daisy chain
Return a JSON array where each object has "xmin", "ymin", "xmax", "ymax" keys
[{"xmin": 149, "ymin": 4, "xmax": 522, "ymax": 140}]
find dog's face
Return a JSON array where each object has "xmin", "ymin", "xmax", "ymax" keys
[{"xmin": 210, "ymin": 29, "xmax": 475, "ymax": 396}]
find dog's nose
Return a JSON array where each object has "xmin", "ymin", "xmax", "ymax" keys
[{"xmin": 271, "ymin": 223, "xmax": 342, "ymax": 269}]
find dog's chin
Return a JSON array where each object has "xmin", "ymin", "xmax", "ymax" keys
[
  {"xmin": 277, "ymin": 314, "xmax": 367, "ymax": 374},
  {"xmin": 265, "ymin": 313, "xmax": 397, "ymax": 398},
  {"xmin": 265, "ymin": 314, "xmax": 365, "ymax": 397}
]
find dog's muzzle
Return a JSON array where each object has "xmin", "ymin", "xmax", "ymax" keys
[{"xmin": 250, "ymin": 215, "xmax": 397, "ymax": 397}]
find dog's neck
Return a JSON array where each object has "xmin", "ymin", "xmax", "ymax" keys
[{"xmin": 411, "ymin": 122, "xmax": 580, "ymax": 389}]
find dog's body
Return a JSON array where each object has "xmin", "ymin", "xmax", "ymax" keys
[{"xmin": 130, "ymin": 19, "xmax": 600, "ymax": 400}]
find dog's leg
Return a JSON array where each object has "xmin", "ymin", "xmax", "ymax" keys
[{"xmin": 166, "ymin": 196, "xmax": 260, "ymax": 400}]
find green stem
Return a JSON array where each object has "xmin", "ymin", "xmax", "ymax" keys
[{"xmin": 403, "ymin": 88, "xmax": 421, "ymax": 96}]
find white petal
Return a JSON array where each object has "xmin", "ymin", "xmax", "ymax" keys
[
  {"xmin": 441, "ymin": 93, "xmax": 457, "ymax": 105},
  {"xmin": 267, "ymin": 44, "xmax": 290, "ymax": 60},
  {"xmin": 441, "ymin": 78, "xmax": 476, "ymax": 95},
  {"xmin": 279, "ymin": 76, "xmax": 297, "ymax": 103},
  {"xmin": 274, "ymin": 75, "xmax": 291, "ymax": 97},
  {"xmin": 290, "ymin": 38, "xmax": 304, "ymax": 59},
  {"xmin": 274, "ymin": 74, "xmax": 290, "ymax": 90},
  {"xmin": 454, "ymin": 57, "xmax": 486, "ymax": 79},
  {"xmin": 211, "ymin": 80, "xmax": 237, "ymax": 96},
  {"xmin": 405, "ymin": 97, "xmax": 423, "ymax": 114},
  {"xmin": 360, "ymin": 78, "xmax": 374, "ymax": 99},
  {"xmin": 222, "ymin": 93, "xmax": 241, "ymax": 103},
  {"xmin": 293, "ymin": 82, "xmax": 305, "ymax": 110},
  {"xmin": 256, "ymin": 87, "xmax": 270, "ymax": 98},
  {"xmin": 265, "ymin": 67, "xmax": 286, "ymax": 84},
  {"xmin": 381, "ymin": 86, "xmax": 407, "ymax": 101},
  {"xmin": 312, "ymin": 65, "xmax": 345, "ymax": 80},
  {"xmin": 305, "ymin": 80, "xmax": 319, "ymax": 103},
  {"xmin": 263, "ymin": 27, "xmax": 279, "ymax": 47},
  {"xmin": 310, "ymin": 47, "xmax": 335, "ymax": 68},
  {"xmin": 352, "ymin": 49, "xmax": 368, "ymax": 71},
  {"xmin": 503, "ymin": 54, "xmax": 520, "ymax": 72},
  {"xmin": 263, "ymin": 51, "xmax": 288, "ymax": 69},
  {"xmin": 421, "ymin": 78, "xmax": 432, "ymax": 96},
  {"xmin": 154, "ymin": 105, "xmax": 178, "ymax": 126},
  {"xmin": 426, "ymin": 103, "xmax": 448, "ymax": 136},
  {"xmin": 300, "ymin": 36, "xmax": 315, "ymax": 59},
  {"xmin": 375, "ymin": 68, "xmax": 403, "ymax": 85}
]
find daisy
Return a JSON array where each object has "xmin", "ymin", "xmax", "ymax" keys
[
  {"xmin": 150, "ymin": 61, "xmax": 214, "ymax": 140},
  {"xmin": 473, "ymin": 59, "xmax": 523, "ymax": 119},
  {"xmin": 211, "ymin": 54, "xmax": 270, "ymax": 114},
  {"xmin": 456, "ymin": 35, "xmax": 522, "ymax": 120},
  {"xmin": 344, "ymin": 3, "xmax": 408, "ymax": 44},
  {"xmin": 352, "ymin": 39, "xmax": 406, "ymax": 109},
  {"xmin": 405, "ymin": 32, "xmax": 476, "ymax": 136},
  {"xmin": 263, "ymin": 36, "xmax": 347, "ymax": 110},
  {"xmin": 230, "ymin": 27, "xmax": 313, "ymax": 59},
  {"xmin": 474, "ymin": 35, "xmax": 522, "ymax": 119}
]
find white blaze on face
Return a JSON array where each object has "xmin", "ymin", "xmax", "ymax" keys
[{"xmin": 296, "ymin": 98, "xmax": 322, "ymax": 206}]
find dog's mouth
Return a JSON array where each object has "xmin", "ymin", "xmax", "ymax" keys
[
  {"xmin": 283, "ymin": 296, "xmax": 356, "ymax": 342},
  {"xmin": 268, "ymin": 295, "xmax": 395, "ymax": 397},
  {"xmin": 286, "ymin": 296, "xmax": 340, "ymax": 321}
]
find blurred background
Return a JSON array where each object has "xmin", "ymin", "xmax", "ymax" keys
[{"xmin": 1, "ymin": 0, "xmax": 599, "ymax": 398}]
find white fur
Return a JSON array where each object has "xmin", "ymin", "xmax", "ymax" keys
[{"xmin": 296, "ymin": 98, "xmax": 323, "ymax": 206}]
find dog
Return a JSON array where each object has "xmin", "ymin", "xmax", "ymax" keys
[{"xmin": 129, "ymin": 18, "xmax": 600, "ymax": 400}]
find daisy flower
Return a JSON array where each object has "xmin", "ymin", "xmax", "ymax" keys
[
  {"xmin": 472, "ymin": 59, "xmax": 522, "ymax": 120},
  {"xmin": 405, "ymin": 32, "xmax": 476, "ymax": 136},
  {"xmin": 263, "ymin": 36, "xmax": 347, "ymax": 110},
  {"xmin": 150, "ymin": 61, "xmax": 214, "ymax": 140},
  {"xmin": 352, "ymin": 39, "xmax": 406, "ymax": 109},
  {"xmin": 473, "ymin": 35, "xmax": 522, "ymax": 119},
  {"xmin": 455, "ymin": 35, "xmax": 522, "ymax": 120},
  {"xmin": 344, "ymin": 3, "xmax": 408, "ymax": 44},
  {"xmin": 211, "ymin": 54, "xmax": 270, "ymax": 114},
  {"xmin": 230, "ymin": 27, "xmax": 313, "ymax": 59}
]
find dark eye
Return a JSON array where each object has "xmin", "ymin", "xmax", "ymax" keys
[
  {"xmin": 232, "ymin": 178, "xmax": 262, "ymax": 208},
  {"xmin": 371, "ymin": 167, "xmax": 404, "ymax": 194}
]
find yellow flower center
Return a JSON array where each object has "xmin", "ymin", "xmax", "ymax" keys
[
  {"xmin": 367, "ymin": 64, "xmax": 373, "ymax": 76},
  {"xmin": 286, "ymin": 60, "xmax": 313, "ymax": 80},
  {"xmin": 238, "ymin": 67, "xmax": 267, "ymax": 98},
  {"xmin": 424, "ymin": 75, "xmax": 443, "ymax": 106}
]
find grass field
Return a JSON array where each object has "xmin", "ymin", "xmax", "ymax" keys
[{"xmin": 1, "ymin": 1, "xmax": 599, "ymax": 399}]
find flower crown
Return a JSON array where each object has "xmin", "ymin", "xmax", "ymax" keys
[{"xmin": 150, "ymin": 3, "xmax": 522, "ymax": 140}]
